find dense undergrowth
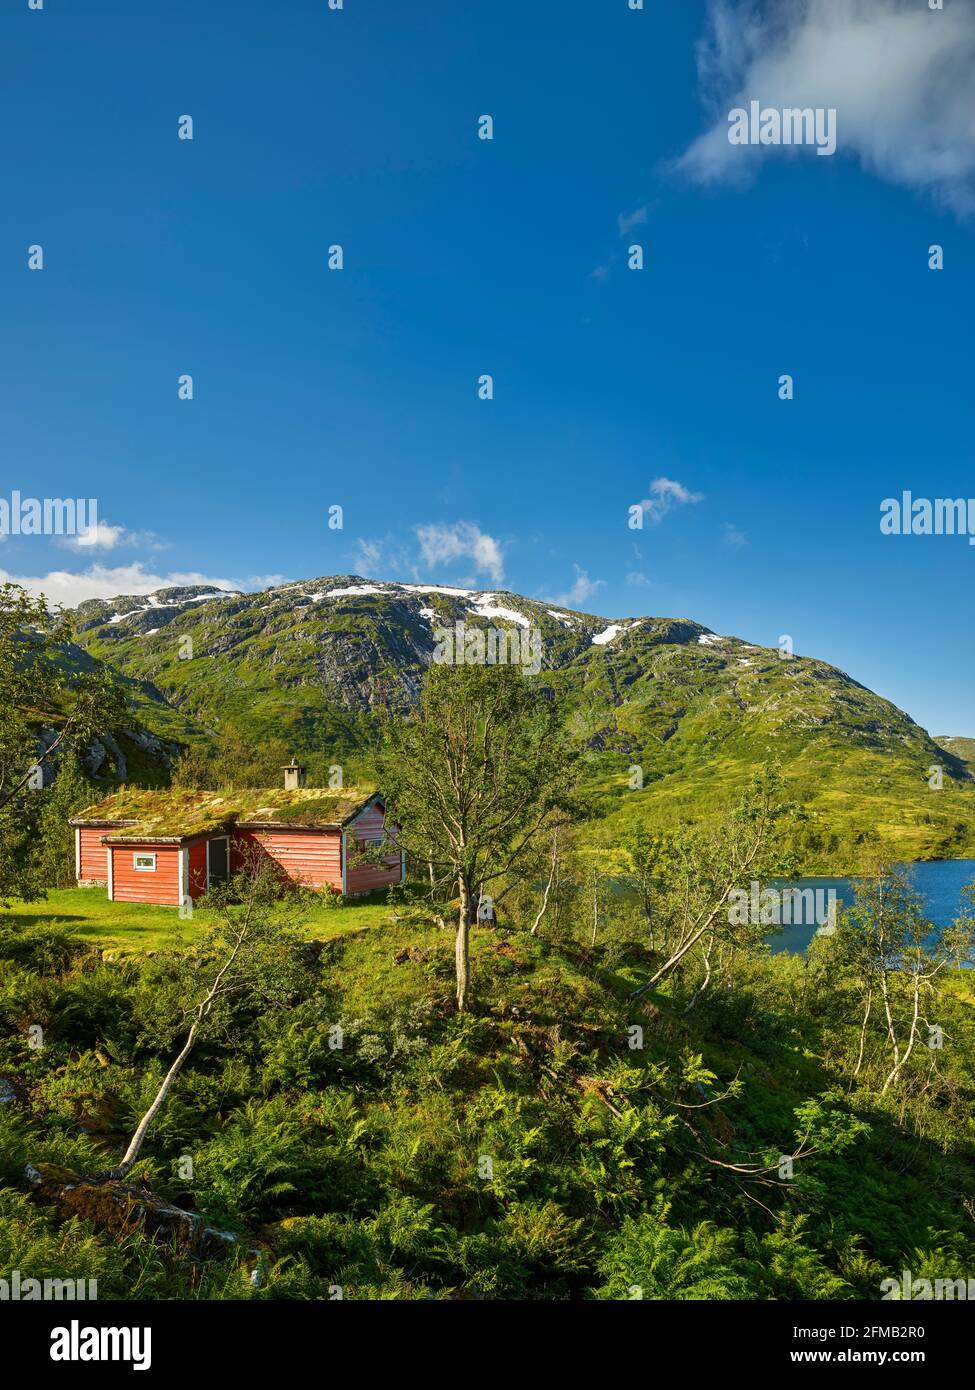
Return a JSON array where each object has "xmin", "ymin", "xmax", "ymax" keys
[{"xmin": 2, "ymin": 893, "xmax": 973, "ymax": 1300}]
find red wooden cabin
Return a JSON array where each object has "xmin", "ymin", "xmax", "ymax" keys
[{"xmin": 70, "ymin": 768, "xmax": 403, "ymax": 909}]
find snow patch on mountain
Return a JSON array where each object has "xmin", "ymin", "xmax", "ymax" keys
[
  {"xmin": 396, "ymin": 582, "xmax": 476, "ymax": 598},
  {"xmin": 592, "ymin": 620, "xmax": 641, "ymax": 646},
  {"xmin": 469, "ymin": 595, "xmax": 531, "ymax": 628},
  {"xmin": 106, "ymin": 590, "xmax": 232, "ymax": 623}
]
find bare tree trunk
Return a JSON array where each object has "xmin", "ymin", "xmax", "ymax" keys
[
  {"xmin": 530, "ymin": 833, "xmax": 558, "ymax": 938},
  {"xmin": 99, "ymin": 1025, "xmax": 198, "ymax": 1181},
  {"xmin": 92, "ymin": 914, "xmax": 249, "ymax": 1182},
  {"xmin": 852, "ymin": 987, "xmax": 872, "ymax": 1080},
  {"xmin": 882, "ymin": 973, "xmax": 922, "ymax": 1094},
  {"xmin": 637, "ymin": 897, "xmax": 727, "ymax": 991},
  {"xmin": 456, "ymin": 874, "xmax": 473, "ymax": 1011},
  {"xmin": 684, "ymin": 931, "xmax": 714, "ymax": 1013},
  {"xmin": 879, "ymin": 969, "xmax": 901, "ymax": 1080}
]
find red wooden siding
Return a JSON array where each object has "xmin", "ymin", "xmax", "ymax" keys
[
  {"xmin": 110, "ymin": 844, "xmax": 182, "ymax": 905},
  {"xmin": 188, "ymin": 839, "xmax": 208, "ymax": 899},
  {"xmin": 231, "ymin": 827, "xmax": 343, "ymax": 890},
  {"xmin": 77, "ymin": 826, "xmax": 110, "ymax": 883},
  {"xmin": 346, "ymin": 801, "xmax": 403, "ymax": 896},
  {"xmin": 80, "ymin": 799, "xmax": 402, "ymax": 908}
]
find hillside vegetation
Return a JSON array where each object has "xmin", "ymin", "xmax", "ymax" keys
[
  {"xmin": 2, "ymin": 885, "xmax": 973, "ymax": 1300},
  {"xmin": 938, "ymin": 736, "xmax": 975, "ymax": 769},
  {"xmin": 3, "ymin": 647, "xmax": 973, "ymax": 1303},
  {"xmin": 71, "ymin": 577, "xmax": 975, "ymax": 872}
]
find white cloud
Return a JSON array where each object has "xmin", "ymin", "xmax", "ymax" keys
[
  {"xmin": 71, "ymin": 521, "xmax": 127, "ymax": 549},
  {"xmin": 0, "ymin": 563, "xmax": 244, "ymax": 610},
  {"xmin": 353, "ymin": 538, "xmax": 384, "ymax": 574},
  {"xmin": 618, "ymin": 205, "xmax": 648, "ymax": 236},
  {"xmin": 550, "ymin": 565, "xmax": 606, "ymax": 610},
  {"xmin": 640, "ymin": 477, "xmax": 704, "ymax": 523},
  {"xmin": 677, "ymin": 0, "xmax": 975, "ymax": 217},
  {"xmin": 55, "ymin": 519, "xmax": 166, "ymax": 551},
  {"xmin": 414, "ymin": 522, "xmax": 504, "ymax": 584},
  {"xmin": 723, "ymin": 522, "xmax": 748, "ymax": 546}
]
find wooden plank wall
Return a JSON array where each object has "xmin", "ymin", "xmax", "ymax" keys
[
  {"xmin": 345, "ymin": 802, "xmax": 402, "ymax": 895},
  {"xmin": 110, "ymin": 844, "xmax": 182, "ymax": 905},
  {"xmin": 77, "ymin": 826, "xmax": 110, "ymax": 883},
  {"xmin": 231, "ymin": 827, "xmax": 343, "ymax": 890}
]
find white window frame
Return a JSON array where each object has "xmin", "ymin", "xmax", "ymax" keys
[{"xmin": 133, "ymin": 852, "xmax": 157, "ymax": 872}]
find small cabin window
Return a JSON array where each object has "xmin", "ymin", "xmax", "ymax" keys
[{"xmin": 133, "ymin": 853, "xmax": 157, "ymax": 872}]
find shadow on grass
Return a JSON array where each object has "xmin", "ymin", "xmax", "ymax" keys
[{"xmin": 0, "ymin": 911, "xmax": 91, "ymax": 926}]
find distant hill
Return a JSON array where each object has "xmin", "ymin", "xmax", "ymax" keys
[
  {"xmin": 30, "ymin": 638, "xmax": 187, "ymax": 787},
  {"xmin": 66, "ymin": 575, "xmax": 975, "ymax": 871},
  {"xmin": 936, "ymin": 736, "xmax": 975, "ymax": 768}
]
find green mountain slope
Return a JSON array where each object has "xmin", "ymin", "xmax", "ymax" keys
[
  {"xmin": 71, "ymin": 577, "xmax": 975, "ymax": 870},
  {"xmin": 25, "ymin": 638, "xmax": 190, "ymax": 788},
  {"xmin": 937, "ymin": 736, "xmax": 975, "ymax": 769}
]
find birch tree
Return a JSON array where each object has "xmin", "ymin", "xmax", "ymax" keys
[
  {"xmin": 837, "ymin": 868, "xmax": 974, "ymax": 1095},
  {"xmin": 631, "ymin": 768, "xmax": 795, "ymax": 996},
  {"xmin": 92, "ymin": 862, "xmax": 307, "ymax": 1182},
  {"xmin": 378, "ymin": 662, "xmax": 580, "ymax": 1011}
]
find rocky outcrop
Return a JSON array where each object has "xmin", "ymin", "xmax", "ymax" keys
[{"xmin": 23, "ymin": 1163, "xmax": 239, "ymax": 1260}]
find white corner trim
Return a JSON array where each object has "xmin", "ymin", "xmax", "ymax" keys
[
  {"xmin": 75, "ymin": 828, "xmax": 81, "ymax": 882},
  {"xmin": 340, "ymin": 830, "xmax": 347, "ymax": 896},
  {"xmin": 179, "ymin": 847, "xmax": 190, "ymax": 907},
  {"xmin": 400, "ymin": 849, "xmax": 406, "ymax": 884},
  {"xmin": 107, "ymin": 847, "xmax": 114, "ymax": 902}
]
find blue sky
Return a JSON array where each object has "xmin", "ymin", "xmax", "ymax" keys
[{"xmin": 1, "ymin": 0, "xmax": 973, "ymax": 734}]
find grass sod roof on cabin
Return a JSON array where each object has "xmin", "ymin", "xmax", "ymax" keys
[{"xmin": 69, "ymin": 786, "xmax": 383, "ymax": 842}]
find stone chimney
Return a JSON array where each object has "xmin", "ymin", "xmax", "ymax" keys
[{"xmin": 282, "ymin": 757, "xmax": 307, "ymax": 790}]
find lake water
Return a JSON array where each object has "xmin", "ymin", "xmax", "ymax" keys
[{"xmin": 770, "ymin": 859, "xmax": 975, "ymax": 956}]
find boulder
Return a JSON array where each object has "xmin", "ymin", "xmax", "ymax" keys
[{"xmin": 23, "ymin": 1163, "xmax": 238, "ymax": 1259}]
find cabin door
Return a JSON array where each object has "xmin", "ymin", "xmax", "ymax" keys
[{"xmin": 207, "ymin": 836, "xmax": 230, "ymax": 888}]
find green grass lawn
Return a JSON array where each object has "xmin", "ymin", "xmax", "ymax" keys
[{"xmin": 0, "ymin": 884, "xmax": 411, "ymax": 953}]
